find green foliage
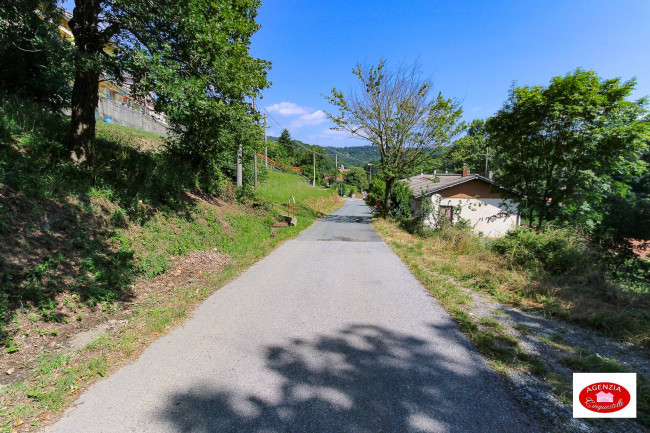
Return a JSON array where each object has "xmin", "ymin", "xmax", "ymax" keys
[
  {"xmin": 344, "ymin": 166, "xmax": 369, "ymax": 191},
  {"xmin": 598, "ymin": 149, "xmax": 650, "ymax": 242},
  {"xmin": 119, "ymin": 0, "xmax": 270, "ymax": 192},
  {"xmin": 278, "ymin": 129, "xmax": 292, "ymax": 148},
  {"xmin": 267, "ymin": 131, "xmax": 334, "ymax": 184},
  {"xmin": 367, "ymin": 177, "xmax": 386, "ymax": 206},
  {"xmin": 486, "ymin": 69, "xmax": 649, "ymax": 229},
  {"xmin": 0, "ymin": 0, "xmax": 73, "ymax": 110},
  {"xmin": 325, "ymin": 59, "xmax": 465, "ymax": 217},
  {"xmin": 491, "ymin": 227, "xmax": 599, "ymax": 276},
  {"xmin": 444, "ymin": 119, "xmax": 490, "ymax": 175},
  {"xmin": 322, "ymin": 145, "xmax": 380, "ymax": 167},
  {"xmin": 601, "ymin": 247, "xmax": 650, "ymax": 292},
  {"xmin": 236, "ymin": 184, "xmax": 258, "ymax": 205},
  {"xmin": 388, "ymin": 181, "xmax": 412, "ymax": 220}
]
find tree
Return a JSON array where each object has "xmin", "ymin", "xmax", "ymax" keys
[
  {"xmin": 66, "ymin": 0, "xmax": 269, "ymax": 168},
  {"xmin": 445, "ymin": 119, "xmax": 490, "ymax": 175},
  {"xmin": 345, "ymin": 166, "xmax": 369, "ymax": 191},
  {"xmin": 0, "ymin": 0, "xmax": 73, "ymax": 110},
  {"xmin": 599, "ymin": 148, "xmax": 650, "ymax": 241},
  {"xmin": 486, "ymin": 69, "xmax": 648, "ymax": 230},
  {"xmin": 278, "ymin": 129, "xmax": 292, "ymax": 147},
  {"xmin": 325, "ymin": 59, "xmax": 465, "ymax": 217}
]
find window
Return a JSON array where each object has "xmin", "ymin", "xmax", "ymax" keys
[{"xmin": 439, "ymin": 205, "xmax": 453, "ymax": 222}]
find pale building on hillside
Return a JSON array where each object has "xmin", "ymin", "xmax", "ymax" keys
[{"xmin": 401, "ymin": 168, "xmax": 520, "ymax": 237}]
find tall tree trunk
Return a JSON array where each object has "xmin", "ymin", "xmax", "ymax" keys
[
  {"xmin": 69, "ymin": 69, "xmax": 99, "ymax": 163},
  {"xmin": 382, "ymin": 177, "xmax": 395, "ymax": 219},
  {"xmin": 68, "ymin": 0, "xmax": 102, "ymax": 164}
]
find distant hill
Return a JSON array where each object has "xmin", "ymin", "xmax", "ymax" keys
[
  {"xmin": 323, "ymin": 145, "xmax": 380, "ymax": 167},
  {"xmin": 267, "ymin": 136, "xmax": 380, "ymax": 168}
]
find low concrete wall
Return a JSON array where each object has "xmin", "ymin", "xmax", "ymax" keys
[{"xmin": 97, "ymin": 98, "xmax": 169, "ymax": 136}]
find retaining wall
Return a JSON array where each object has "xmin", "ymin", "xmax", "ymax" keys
[{"xmin": 97, "ymin": 98, "xmax": 169, "ymax": 136}]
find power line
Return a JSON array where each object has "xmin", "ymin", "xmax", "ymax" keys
[
  {"xmin": 261, "ymin": 107, "xmax": 313, "ymax": 153},
  {"xmin": 322, "ymin": 147, "xmax": 373, "ymax": 166},
  {"xmin": 262, "ymin": 105, "xmax": 375, "ymax": 166}
]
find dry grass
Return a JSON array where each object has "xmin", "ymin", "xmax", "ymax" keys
[
  {"xmin": 375, "ymin": 220, "xmax": 650, "ymax": 347},
  {"xmin": 375, "ymin": 218, "xmax": 650, "ymax": 429}
]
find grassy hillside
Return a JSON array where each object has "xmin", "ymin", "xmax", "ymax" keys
[{"xmin": 0, "ymin": 96, "xmax": 342, "ymax": 432}]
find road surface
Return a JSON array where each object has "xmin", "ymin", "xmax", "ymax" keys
[{"xmin": 48, "ymin": 199, "xmax": 540, "ymax": 433}]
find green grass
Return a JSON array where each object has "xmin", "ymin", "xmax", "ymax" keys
[
  {"xmin": 375, "ymin": 218, "xmax": 650, "ymax": 429},
  {"xmin": 96, "ymin": 121, "xmax": 167, "ymax": 144},
  {"xmin": 0, "ymin": 95, "xmax": 343, "ymax": 431},
  {"xmin": 258, "ymin": 170, "xmax": 331, "ymax": 203}
]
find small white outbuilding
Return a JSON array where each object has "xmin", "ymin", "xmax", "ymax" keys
[{"xmin": 401, "ymin": 170, "xmax": 520, "ymax": 237}]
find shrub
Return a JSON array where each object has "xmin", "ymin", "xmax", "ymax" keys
[
  {"xmin": 491, "ymin": 227, "xmax": 600, "ymax": 275},
  {"xmin": 367, "ymin": 177, "xmax": 385, "ymax": 204},
  {"xmin": 389, "ymin": 181, "xmax": 412, "ymax": 220}
]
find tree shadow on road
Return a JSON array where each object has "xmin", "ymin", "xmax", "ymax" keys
[
  {"xmin": 159, "ymin": 324, "xmax": 541, "ymax": 433},
  {"xmin": 321, "ymin": 214, "xmax": 373, "ymax": 225}
]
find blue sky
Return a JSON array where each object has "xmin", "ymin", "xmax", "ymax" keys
[
  {"xmin": 62, "ymin": 0, "xmax": 650, "ymax": 148},
  {"xmin": 250, "ymin": 0, "xmax": 650, "ymax": 147}
]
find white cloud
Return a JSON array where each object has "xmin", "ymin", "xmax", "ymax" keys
[
  {"xmin": 289, "ymin": 110, "xmax": 328, "ymax": 129},
  {"xmin": 309, "ymin": 128, "xmax": 370, "ymax": 147},
  {"xmin": 320, "ymin": 128, "xmax": 349, "ymax": 139},
  {"xmin": 265, "ymin": 102, "xmax": 308, "ymax": 116}
]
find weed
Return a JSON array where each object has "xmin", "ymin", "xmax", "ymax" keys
[
  {"xmin": 4, "ymin": 341, "xmax": 20, "ymax": 354},
  {"xmin": 34, "ymin": 329, "xmax": 59, "ymax": 337},
  {"xmin": 513, "ymin": 324, "xmax": 531, "ymax": 336}
]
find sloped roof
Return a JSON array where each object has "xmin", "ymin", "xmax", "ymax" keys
[{"xmin": 401, "ymin": 173, "xmax": 497, "ymax": 199}]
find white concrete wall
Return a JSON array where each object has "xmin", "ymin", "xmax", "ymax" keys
[
  {"xmin": 97, "ymin": 98, "xmax": 170, "ymax": 136},
  {"xmin": 415, "ymin": 194, "xmax": 519, "ymax": 237}
]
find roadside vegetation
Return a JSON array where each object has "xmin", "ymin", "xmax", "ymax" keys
[
  {"xmin": 0, "ymin": 95, "xmax": 342, "ymax": 432},
  {"xmin": 360, "ymin": 64, "xmax": 649, "ymax": 428},
  {"xmin": 374, "ymin": 220, "xmax": 649, "ymax": 430}
]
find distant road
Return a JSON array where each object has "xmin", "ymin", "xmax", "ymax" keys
[{"xmin": 48, "ymin": 199, "xmax": 541, "ymax": 433}]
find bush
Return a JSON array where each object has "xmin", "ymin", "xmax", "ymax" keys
[
  {"xmin": 367, "ymin": 177, "xmax": 385, "ymax": 204},
  {"xmin": 491, "ymin": 227, "xmax": 600, "ymax": 275},
  {"xmin": 236, "ymin": 183, "xmax": 258, "ymax": 204},
  {"xmin": 389, "ymin": 181, "xmax": 412, "ymax": 220},
  {"xmin": 602, "ymin": 246, "xmax": 650, "ymax": 292}
]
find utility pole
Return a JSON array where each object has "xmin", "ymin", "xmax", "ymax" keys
[
  {"xmin": 236, "ymin": 144, "xmax": 242, "ymax": 187},
  {"xmin": 335, "ymin": 153, "xmax": 337, "ymax": 169},
  {"xmin": 264, "ymin": 118, "xmax": 268, "ymax": 170},
  {"xmin": 368, "ymin": 163, "xmax": 373, "ymax": 183},
  {"xmin": 254, "ymin": 146, "xmax": 258, "ymax": 187},
  {"xmin": 477, "ymin": 150, "xmax": 494, "ymax": 176},
  {"xmin": 253, "ymin": 96, "xmax": 257, "ymax": 187},
  {"xmin": 312, "ymin": 148, "xmax": 316, "ymax": 187}
]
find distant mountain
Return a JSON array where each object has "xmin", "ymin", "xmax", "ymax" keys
[
  {"xmin": 323, "ymin": 145, "xmax": 380, "ymax": 167},
  {"xmin": 267, "ymin": 136, "xmax": 379, "ymax": 168}
]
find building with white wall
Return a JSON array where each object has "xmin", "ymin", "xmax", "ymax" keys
[{"xmin": 402, "ymin": 170, "xmax": 520, "ymax": 237}]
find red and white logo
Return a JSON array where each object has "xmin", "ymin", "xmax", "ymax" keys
[
  {"xmin": 578, "ymin": 382, "xmax": 630, "ymax": 413},
  {"xmin": 573, "ymin": 373, "xmax": 636, "ymax": 418}
]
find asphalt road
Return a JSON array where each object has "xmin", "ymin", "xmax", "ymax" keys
[{"xmin": 48, "ymin": 199, "xmax": 541, "ymax": 433}]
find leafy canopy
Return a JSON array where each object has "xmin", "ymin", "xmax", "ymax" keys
[
  {"xmin": 0, "ymin": 0, "xmax": 74, "ymax": 110},
  {"xmin": 445, "ymin": 119, "xmax": 490, "ymax": 175},
  {"xmin": 325, "ymin": 59, "xmax": 464, "ymax": 216},
  {"xmin": 66, "ymin": 0, "xmax": 269, "ymax": 188},
  {"xmin": 486, "ymin": 69, "xmax": 649, "ymax": 229}
]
